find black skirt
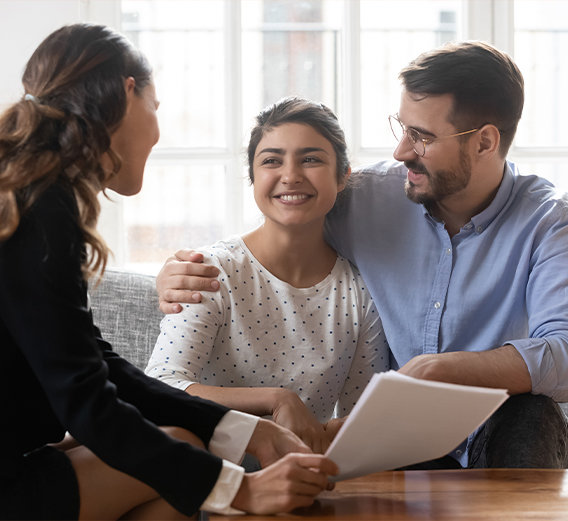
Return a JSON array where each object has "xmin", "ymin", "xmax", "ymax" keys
[{"xmin": 1, "ymin": 446, "xmax": 80, "ymax": 520}]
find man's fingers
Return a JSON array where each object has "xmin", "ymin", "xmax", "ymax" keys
[
  {"xmin": 163, "ymin": 262, "xmax": 220, "ymax": 280},
  {"xmin": 158, "ymin": 301, "xmax": 184, "ymax": 314},
  {"xmin": 173, "ymin": 249, "xmax": 204, "ymax": 262},
  {"xmin": 163, "ymin": 274, "xmax": 219, "ymax": 294},
  {"xmin": 160, "ymin": 289, "xmax": 207, "ymax": 305}
]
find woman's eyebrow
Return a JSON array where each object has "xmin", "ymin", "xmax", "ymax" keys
[
  {"xmin": 257, "ymin": 147, "xmax": 329, "ymax": 155},
  {"xmin": 257, "ymin": 147, "xmax": 285, "ymax": 155},
  {"xmin": 296, "ymin": 147, "xmax": 329, "ymax": 155}
]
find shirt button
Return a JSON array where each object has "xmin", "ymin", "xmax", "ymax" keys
[
  {"xmin": 446, "ymin": 248, "xmax": 452, "ymax": 255},
  {"xmin": 464, "ymin": 223, "xmax": 473, "ymax": 230},
  {"xmin": 456, "ymin": 449, "xmax": 463, "ymax": 455},
  {"xmin": 434, "ymin": 301, "xmax": 441, "ymax": 309},
  {"xmin": 476, "ymin": 225, "xmax": 483, "ymax": 233}
]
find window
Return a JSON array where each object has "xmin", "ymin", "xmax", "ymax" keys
[
  {"xmin": 98, "ymin": 0, "xmax": 566, "ymax": 273},
  {"xmin": 359, "ymin": 1, "xmax": 462, "ymax": 150},
  {"xmin": 510, "ymin": 0, "xmax": 568, "ymax": 194}
]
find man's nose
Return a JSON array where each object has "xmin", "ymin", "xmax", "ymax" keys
[{"xmin": 393, "ymin": 134, "xmax": 419, "ymax": 162}]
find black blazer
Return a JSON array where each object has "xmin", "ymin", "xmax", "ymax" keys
[{"xmin": 0, "ymin": 180, "xmax": 231, "ymax": 516}]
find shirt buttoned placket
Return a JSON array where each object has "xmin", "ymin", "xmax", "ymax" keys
[{"xmin": 421, "ymin": 218, "xmax": 454, "ymax": 354}]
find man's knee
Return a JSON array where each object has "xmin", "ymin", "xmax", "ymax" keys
[{"xmin": 470, "ymin": 393, "xmax": 568, "ymax": 468}]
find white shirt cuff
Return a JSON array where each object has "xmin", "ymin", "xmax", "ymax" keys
[
  {"xmin": 209, "ymin": 410, "xmax": 260, "ymax": 464},
  {"xmin": 201, "ymin": 459, "xmax": 245, "ymax": 515}
]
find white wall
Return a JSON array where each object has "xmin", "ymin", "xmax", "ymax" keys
[
  {"xmin": 0, "ymin": 0, "xmax": 120, "ymax": 108},
  {"xmin": 0, "ymin": 0, "xmax": 125, "ymax": 259}
]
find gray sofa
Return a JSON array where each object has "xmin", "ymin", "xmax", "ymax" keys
[
  {"xmin": 90, "ymin": 268, "xmax": 162, "ymax": 370},
  {"xmin": 90, "ymin": 268, "xmax": 568, "ymax": 419}
]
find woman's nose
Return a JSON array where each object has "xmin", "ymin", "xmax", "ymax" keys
[{"xmin": 281, "ymin": 163, "xmax": 303, "ymax": 184}]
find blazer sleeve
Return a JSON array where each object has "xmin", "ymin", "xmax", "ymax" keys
[{"xmin": 0, "ymin": 183, "xmax": 231, "ymax": 516}]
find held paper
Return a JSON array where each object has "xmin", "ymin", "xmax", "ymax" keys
[{"xmin": 325, "ymin": 371, "xmax": 508, "ymax": 480}]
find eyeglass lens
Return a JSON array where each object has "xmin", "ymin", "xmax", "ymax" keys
[{"xmin": 389, "ymin": 116, "xmax": 424, "ymax": 156}]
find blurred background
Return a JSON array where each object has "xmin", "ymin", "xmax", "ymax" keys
[{"xmin": 1, "ymin": 0, "xmax": 566, "ymax": 274}]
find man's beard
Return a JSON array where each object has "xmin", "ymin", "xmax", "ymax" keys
[{"xmin": 404, "ymin": 148, "xmax": 472, "ymax": 206}]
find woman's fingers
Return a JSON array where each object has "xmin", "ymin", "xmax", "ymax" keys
[{"xmin": 231, "ymin": 453, "xmax": 338, "ymax": 514}]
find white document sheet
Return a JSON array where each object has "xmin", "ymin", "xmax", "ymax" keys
[{"xmin": 325, "ymin": 370, "xmax": 508, "ymax": 480}]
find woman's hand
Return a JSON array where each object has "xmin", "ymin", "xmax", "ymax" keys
[
  {"xmin": 156, "ymin": 249, "xmax": 220, "ymax": 313},
  {"xmin": 272, "ymin": 390, "xmax": 330, "ymax": 454},
  {"xmin": 246, "ymin": 417, "xmax": 311, "ymax": 468},
  {"xmin": 231, "ymin": 453, "xmax": 338, "ymax": 514}
]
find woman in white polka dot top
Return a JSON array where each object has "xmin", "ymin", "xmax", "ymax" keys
[{"xmin": 145, "ymin": 97, "xmax": 389, "ymax": 452}]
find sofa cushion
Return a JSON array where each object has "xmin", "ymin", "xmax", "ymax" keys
[{"xmin": 89, "ymin": 268, "xmax": 162, "ymax": 370}]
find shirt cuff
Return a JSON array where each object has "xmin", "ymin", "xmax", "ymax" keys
[
  {"xmin": 506, "ymin": 338, "xmax": 559, "ymax": 398},
  {"xmin": 209, "ymin": 410, "xmax": 260, "ymax": 464},
  {"xmin": 200, "ymin": 459, "xmax": 245, "ymax": 515}
]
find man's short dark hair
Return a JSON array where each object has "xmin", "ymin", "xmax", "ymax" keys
[{"xmin": 399, "ymin": 41, "xmax": 524, "ymax": 157}]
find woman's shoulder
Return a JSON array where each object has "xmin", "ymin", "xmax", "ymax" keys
[
  {"xmin": 17, "ymin": 180, "xmax": 79, "ymax": 242},
  {"xmin": 334, "ymin": 256, "xmax": 364, "ymax": 281},
  {"xmin": 28, "ymin": 179, "xmax": 78, "ymax": 218},
  {"xmin": 333, "ymin": 257, "xmax": 374, "ymax": 297},
  {"xmin": 198, "ymin": 236, "xmax": 249, "ymax": 271},
  {"xmin": 6, "ymin": 179, "xmax": 81, "ymax": 258}
]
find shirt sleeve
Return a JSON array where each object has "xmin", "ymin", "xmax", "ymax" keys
[
  {"xmin": 145, "ymin": 275, "xmax": 224, "ymax": 390},
  {"xmin": 337, "ymin": 284, "xmax": 390, "ymax": 415},
  {"xmin": 209, "ymin": 410, "xmax": 260, "ymax": 463},
  {"xmin": 505, "ymin": 202, "xmax": 568, "ymax": 401},
  {"xmin": 200, "ymin": 460, "xmax": 245, "ymax": 515},
  {"xmin": 199, "ymin": 411, "xmax": 261, "ymax": 515}
]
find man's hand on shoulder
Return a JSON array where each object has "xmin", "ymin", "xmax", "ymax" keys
[{"xmin": 156, "ymin": 249, "xmax": 221, "ymax": 314}]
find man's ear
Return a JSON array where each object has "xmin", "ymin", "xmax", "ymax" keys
[
  {"xmin": 338, "ymin": 167, "xmax": 352, "ymax": 192},
  {"xmin": 477, "ymin": 124, "xmax": 501, "ymax": 156}
]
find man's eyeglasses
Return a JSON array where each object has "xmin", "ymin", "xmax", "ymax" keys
[{"xmin": 388, "ymin": 114, "xmax": 479, "ymax": 157}]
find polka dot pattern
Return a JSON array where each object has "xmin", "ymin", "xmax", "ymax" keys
[{"xmin": 145, "ymin": 237, "xmax": 389, "ymax": 422}]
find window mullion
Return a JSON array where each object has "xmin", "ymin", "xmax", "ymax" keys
[
  {"xmin": 224, "ymin": 0, "xmax": 244, "ymax": 237},
  {"xmin": 95, "ymin": 0, "xmax": 127, "ymax": 265},
  {"xmin": 492, "ymin": 0, "xmax": 514, "ymax": 54},
  {"xmin": 463, "ymin": 0, "xmax": 494, "ymax": 41},
  {"xmin": 343, "ymin": 0, "xmax": 361, "ymax": 165}
]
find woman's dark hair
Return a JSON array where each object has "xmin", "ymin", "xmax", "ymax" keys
[
  {"xmin": 0, "ymin": 23, "xmax": 152, "ymax": 277},
  {"xmin": 399, "ymin": 41, "xmax": 524, "ymax": 157},
  {"xmin": 247, "ymin": 96, "xmax": 350, "ymax": 183}
]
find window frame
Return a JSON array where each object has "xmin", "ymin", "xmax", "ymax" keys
[{"xmin": 88, "ymin": 0, "xmax": 568, "ymax": 268}]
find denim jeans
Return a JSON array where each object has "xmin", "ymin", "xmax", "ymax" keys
[
  {"xmin": 468, "ymin": 393, "xmax": 568, "ymax": 468},
  {"xmin": 400, "ymin": 393, "xmax": 568, "ymax": 470}
]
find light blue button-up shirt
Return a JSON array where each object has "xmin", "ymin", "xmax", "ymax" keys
[{"xmin": 325, "ymin": 160, "xmax": 568, "ymax": 465}]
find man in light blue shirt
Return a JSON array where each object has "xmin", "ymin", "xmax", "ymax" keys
[
  {"xmin": 325, "ymin": 158, "xmax": 568, "ymax": 467},
  {"xmin": 324, "ymin": 41, "xmax": 568, "ymax": 468},
  {"xmin": 158, "ymin": 41, "xmax": 568, "ymax": 469}
]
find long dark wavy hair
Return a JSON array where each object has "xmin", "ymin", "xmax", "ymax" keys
[{"xmin": 0, "ymin": 23, "xmax": 152, "ymax": 277}]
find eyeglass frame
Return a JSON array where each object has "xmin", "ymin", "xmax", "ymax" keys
[{"xmin": 388, "ymin": 113, "xmax": 479, "ymax": 157}]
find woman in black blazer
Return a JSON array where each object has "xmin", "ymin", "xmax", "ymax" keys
[{"xmin": 0, "ymin": 23, "xmax": 336, "ymax": 520}]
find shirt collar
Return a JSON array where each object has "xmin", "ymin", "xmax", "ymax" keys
[{"xmin": 469, "ymin": 162, "xmax": 515, "ymax": 233}]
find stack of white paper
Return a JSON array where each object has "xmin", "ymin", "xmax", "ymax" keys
[{"xmin": 325, "ymin": 371, "xmax": 508, "ymax": 480}]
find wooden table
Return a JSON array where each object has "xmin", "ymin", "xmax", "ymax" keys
[{"xmin": 206, "ymin": 469, "xmax": 568, "ymax": 520}]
